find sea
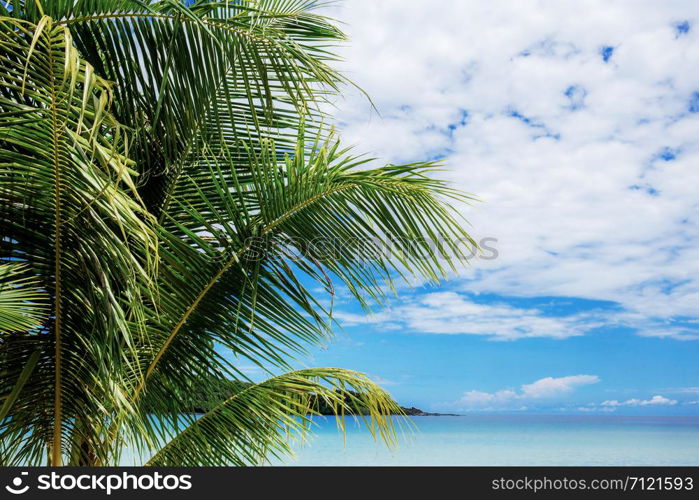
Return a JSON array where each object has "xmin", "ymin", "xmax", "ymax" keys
[{"xmin": 272, "ymin": 415, "xmax": 699, "ymax": 466}]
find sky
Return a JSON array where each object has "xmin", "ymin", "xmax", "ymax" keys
[{"xmin": 264, "ymin": 0, "xmax": 699, "ymax": 415}]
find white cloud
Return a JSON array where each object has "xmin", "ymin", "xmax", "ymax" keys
[
  {"xmin": 323, "ymin": 0, "xmax": 699, "ymax": 337},
  {"xmin": 521, "ymin": 375, "xmax": 601, "ymax": 398},
  {"xmin": 601, "ymin": 395, "xmax": 678, "ymax": 407},
  {"xmin": 674, "ymin": 387, "xmax": 699, "ymax": 394},
  {"xmin": 635, "ymin": 328, "xmax": 699, "ymax": 341},
  {"xmin": 332, "ymin": 310, "xmax": 393, "ymax": 325},
  {"xmin": 368, "ymin": 374, "xmax": 398, "ymax": 387},
  {"xmin": 454, "ymin": 374, "xmax": 600, "ymax": 410},
  {"xmin": 336, "ymin": 291, "xmax": 604, "ymax": 340},
  {"xmin": 577, "ymin": 406, "xmax": 616, "ymax": 413},
  {"xmin": 406, "ymin": 292, "xmax": 600, "ymax": 340}
]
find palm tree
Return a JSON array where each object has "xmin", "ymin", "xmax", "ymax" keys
[{"xmin": 0, "ymin": 1, "xmax": 474, "ymax": 466}]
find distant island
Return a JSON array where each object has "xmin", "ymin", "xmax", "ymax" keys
[
  {"xmin": 400, "ymin": 406, "xmax": 461, "ymax": 417},
  {"xmin": 182, "ymin": 380, "xmax": 460, "ymax": 416},
  {"xmin": 312, "ymin": 394, "xmax": 460, "ymax": 416}
]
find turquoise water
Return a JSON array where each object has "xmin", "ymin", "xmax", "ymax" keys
[{"xmin": 276, "ymin": 415, "xmax": 699, "ymax": 466}]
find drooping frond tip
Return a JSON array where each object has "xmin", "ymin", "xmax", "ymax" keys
[{"xmin": 146, "ymin": 368, "xmax": 405, "ymax": 466}]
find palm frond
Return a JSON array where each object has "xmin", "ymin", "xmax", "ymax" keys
[
  {"xmin": 126, "ymin": 129, "xmax": 474, "ymax": 456},
  {"xmin": 146, "ymin": 368, "xmax": 403, "ymax": 466},
  {"xmin": 53, "ymin": 0, "xmax": 347, "ymax": 216},
  {"xmin": 0, "ymin": 15, "xmax": 156, "ymax": 466},
  {"xmin": 0, "ymin": 2, "xmax": 477, "ymax": 467},
  {"xmin": 0, "ymin": 264, "xmax": 47, "ymax": 334}
]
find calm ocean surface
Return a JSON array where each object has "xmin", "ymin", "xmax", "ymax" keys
[{"xmin": 274, "ymin": 415, "xmax": 699, "ymax": 466}]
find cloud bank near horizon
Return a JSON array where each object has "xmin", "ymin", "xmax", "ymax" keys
[{"xmin": 444, "ymin": 374, "xmax": 600, "ymax": 411}]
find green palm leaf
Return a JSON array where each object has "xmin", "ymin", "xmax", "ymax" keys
[
  {"xmin": 146, "ymin": 368, "xmax": 402, "ymax": 466},
  {"xmin": 0, "ymin": 2, "xmax": 477, "ymax": 467},
  {"xmin": 131, "ymin": 128, "xmax": 474, "ymax": 414},
  {"xmin": 0, "ymin": 264, "xmax": 47, "ymax": 334},
  {"xmin": 53, "ymin": 0, "xmax": 346, "ymax": 216},
  {"xmin": 0, "ymin": 15, "xmax": 156, "ymax": 466}
]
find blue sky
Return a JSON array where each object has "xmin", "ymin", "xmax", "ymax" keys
[
  {"xmin": 296, "ymin": 288, "xmax": 699, "ymax": 415},
  {"xmin": 248, "ymin": 1, "xmax": 699, "ymax": 415}
]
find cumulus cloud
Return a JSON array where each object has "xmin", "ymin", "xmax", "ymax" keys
[
  {"xmin": 521, "ymin": 375, "xmax": 601, "ymax": 398},
  {"xmin": 454, "ymin": 375, "xmax": 600, "ymax": 410},
  {"xmin": 601, "ymin": 395, "xmax": 678, "ymax": 407},
  {"xmin": 323, "ymin": 0, "xmax": 699, "ymax": 338}
]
